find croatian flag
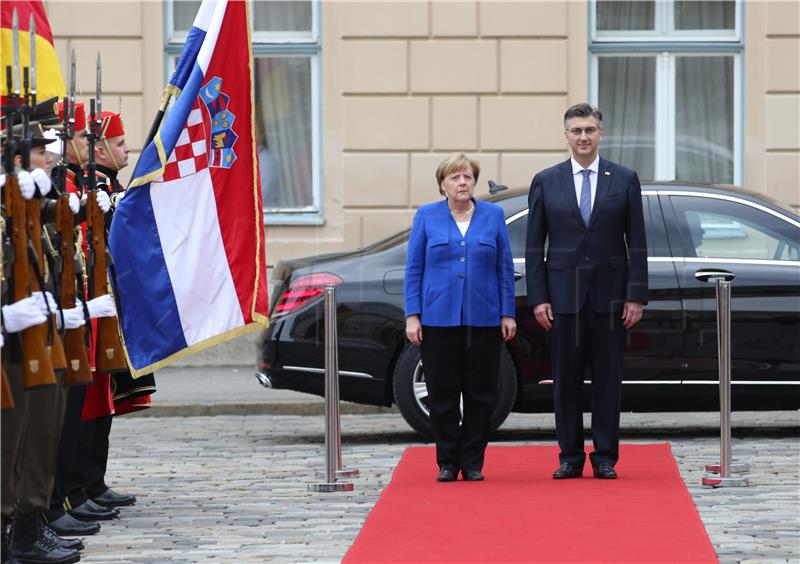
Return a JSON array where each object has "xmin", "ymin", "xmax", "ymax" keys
[{"xmin": 109, "ymin": 0, "xmax": 269, "ymax": 376}]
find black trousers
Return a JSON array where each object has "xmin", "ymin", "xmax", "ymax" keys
[
  {"xmin": 420, "ymin": 325, "xmax": 501, "ymax": 473},
  {"xmin": 550, "ymin": 302, "xmax": 625, "ymax": 467},
  {"xmin": 50, "ymin": 385, "xmax": 86, "ymax": 515},
  {"xmin": 79, "ymin": 415, "xmax": 112, "ymax": 498}
]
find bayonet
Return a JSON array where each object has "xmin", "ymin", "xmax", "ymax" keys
[
  {"xmin": 29, "ymin": 13, "xmax": 36, "ymax": 104},
  {"xmin": 96, "ymin": 52, "xmax": 102, "ymax": 133},
  {"xmin": 11, "ymin": 9, "xmax": 20, "ymax": 97},
  {"xmin": 68, "ymin": 49, "xmax": 76, "ymax": 140}
]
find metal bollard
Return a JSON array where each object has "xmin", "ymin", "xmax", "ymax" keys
[
  {"xmin": 331, "ymin": 305, "xmax": 359, "ymax": 478},
  {"xmin": 695, "ymin": 271, "xmax": 749, "ymax": 488},
  {"xmin": 309, "ymin": 285, "xmax": 354, "ymax": 492}
]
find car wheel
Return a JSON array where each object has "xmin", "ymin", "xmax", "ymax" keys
[{"xmin": 392, "ymin": 343, "xmax": 518, "ymax": 440}]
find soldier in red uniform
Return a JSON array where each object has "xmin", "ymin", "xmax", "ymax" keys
[
  {"xmin": 46, "ymin": 101, "xmax": 119, "ymax": 538},
  {"xmin": 79, "ymin": 110, "xmax": 154, "ymax": 511}
]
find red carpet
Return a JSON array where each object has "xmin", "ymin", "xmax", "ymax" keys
[{"xmin": 344, "ymin": 444, "xmax": 717, "ymax": 563}]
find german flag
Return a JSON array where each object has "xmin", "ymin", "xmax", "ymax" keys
[{"xmin": 1, "ymin": 0, "xmax": 65, "ymax": 100}]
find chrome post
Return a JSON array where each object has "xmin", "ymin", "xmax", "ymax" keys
[
  {"xmin": 309, "ymin": 285, "xmax": 353, "ymax": 492},
  {"xmin": 697, "ymin": 273, "xmax": 749, "ymax": 488},
  {"xmin": 331, "ymin": 301, "xmax": 359, "ymax": 478}
]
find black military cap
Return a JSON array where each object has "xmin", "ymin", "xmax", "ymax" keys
[
  {"xmin": 10, "ymin": 96, "xmax": 61, "ymax": 127},
  {"xmin": 1, "ymin": 122, "xmax": 51, "ymax": 148}
]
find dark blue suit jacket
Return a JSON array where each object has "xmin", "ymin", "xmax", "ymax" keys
[
  {"xmin": 524, "ymin": 157, "xmax": 648, "ymax": 314},
  {"xmin": 405, "ymin": 199, "xmax": 515, "ymax": 326}
]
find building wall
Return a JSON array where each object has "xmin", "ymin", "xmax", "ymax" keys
[
  {"xmin": 744, "ymin": 0, "xmax": 800, "ymax": 209},
  {"xmin": 48, "ymin": 0, "xmax": 163, "ymax": 187},
  {"xmin": 47, "ymin": 0, "xmax": 799, "ymax": 269}
]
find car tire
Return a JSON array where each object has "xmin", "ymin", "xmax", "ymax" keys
[{"xmin": 392, "ymin": 343, "xmax": 518, "ymax": 440}]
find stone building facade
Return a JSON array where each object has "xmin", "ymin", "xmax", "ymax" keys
[{"xmin": 48, "ymin": 0, "xmax": 800, "ymax": 266}]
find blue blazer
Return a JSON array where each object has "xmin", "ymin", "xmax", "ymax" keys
[
  {"xmin": 404, "ymin": 199, "xmax": 516, "ymax": 327},
  {"xmin": 524, "ymin": 157, "xmax": 649, "ymax": 314}
]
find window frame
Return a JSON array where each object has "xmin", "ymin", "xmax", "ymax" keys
[
  {"xmin": 588, "ymin": 0, "xmax": 744, "ymax": 186},
  {"xmin": 591, "ymin": 0, "xmax": 742, "ymax": 43},
  {"xmin": 163, "ymin": 0, "xmax": 323, "ymax": 226}
]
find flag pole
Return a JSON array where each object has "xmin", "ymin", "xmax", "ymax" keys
[{"xmin": 142, "ymin": 87, "xmax": 174, "ymax": 148}]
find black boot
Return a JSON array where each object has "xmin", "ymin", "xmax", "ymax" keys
[
  {"xmin": 36, "ymin": 521, "xmax": 84, "ymax": 553},
  {"xmin": 8, "ymin": 516, "xmax": 80, "ymax": 564}
]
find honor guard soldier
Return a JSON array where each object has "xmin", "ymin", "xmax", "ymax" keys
[
  {"xmin": 2, "ymin": 122, "xmax": 84, "ymax": 564},
  {"xmin": 97, "ymin": 111, "xmax": 155, "ymax": 416},
  {"xmin": 46, "ymin": 101, "xmax": 118, "ymax": 537},
  {"xmin": 78, "ymin": 110, "xmax": 151, "ymax": 512}
]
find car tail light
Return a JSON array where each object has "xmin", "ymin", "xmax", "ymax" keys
[{"xmin": 271, "ymin": 272, "xmax": 343, "ymax": 319}]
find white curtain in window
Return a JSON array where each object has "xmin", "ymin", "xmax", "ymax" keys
[
  {"xmin": 596, "ymin": 0, "xmax": 655, "ymax": 31},
  {"xmin": 254, "ymin": 57, "xmax": 313, "ymax": 210},
  {"xmin": 676, "ymin": 56, "xmax": 734, "ymax": 184},
  {"xmin": 674, "ymin": 0, "xmax": 735, "ymax": 30},
  {"xmin": 598, "ymin": 56, "xmax": 656, "ymax": 180}
]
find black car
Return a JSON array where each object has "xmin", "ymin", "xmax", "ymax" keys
[{"xmin": 257, "ymin": 183, "xmax": 800, "ymax": 438}]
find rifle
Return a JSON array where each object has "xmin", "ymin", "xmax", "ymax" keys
[
  {"xmin": 22, "ymin": 15, "xmax": 67, "ymax": 372},
  {"xmin": 53, "ymin": 95, "xmax": 91, "ymax": 385},
  {"xmin": 2, "ymin": 13, "xmax": 55, "ymax": 388},
  {"xmin": 0, "ymin": 367, "xmax": 13, "ymax": 409},
  {"xmin": 85, "ymin": 53, "xmax": 126, "ymax": 372}
]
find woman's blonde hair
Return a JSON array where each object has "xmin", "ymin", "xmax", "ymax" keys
[{"xmin": 435, "ymin": 153, "xmax": 480, "ymax": 196}]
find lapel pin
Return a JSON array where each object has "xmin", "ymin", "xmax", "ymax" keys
[{"xmin": 604, "ymin": 171, "xmax": 611, "ymax": 176}]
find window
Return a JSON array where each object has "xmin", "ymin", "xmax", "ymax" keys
[
  {"xmin": 670, "ymin": 195, "xmax": 800, "ymax": 261},
  {"xmin": 506, "ymin": 212, "xmax": 527, "ymax": 259},
  {"xmin": 166, "ymin": 0, "xmax": 321, "ymax": 224},
  {"xmin": 590, "ymin": 0, "xmax": 742, "ymax": 185}
]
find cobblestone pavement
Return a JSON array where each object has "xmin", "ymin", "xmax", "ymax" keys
[{"xmin": 81, "ymin": 411, "xmax": 798, "ymax": 563}]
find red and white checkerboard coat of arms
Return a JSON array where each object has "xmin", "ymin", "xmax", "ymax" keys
[
  {"xmin": 159, "ymin": 101, "xmax": 209, "ymax": 182},
  {"xmin": 157, "ymin": 76, "xmax": 239, "ymax": 183}
]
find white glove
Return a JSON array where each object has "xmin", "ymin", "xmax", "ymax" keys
[
  {"xmin": 95, "ymin": 190, "xmax": 111, "ymax": 213},
  {"xmin": 87, "ymin": 294, "xmax": 116, "ymax": 319},
  {"xmin": 58, "ymin": 306, "xmax": 86, "ymax": 330},
  {"xmin": 2, "ymin": 297, "xmax": 48, "ymax": 333},
  {"xmin": 30, "ymin": 168, "xmax": 53, "ymax": 196},
  {"xmin": 110, "ymin": 190, "xmax": 125, "ymax": 208},
  {"xmin": 32, "ymin": 291, "xmax": 58, "ymax": 315},
  {"xmin": 17, "ymin": 170, "xmax": 36, "ymax": 200},
  {"xmin": 68, "ymin": 193, "xmax": 80, "ymax": 214}
]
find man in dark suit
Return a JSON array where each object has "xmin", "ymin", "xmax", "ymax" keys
[{"xmin": 525, "ymin": 103, "xmax": 648, "ymax": 479}]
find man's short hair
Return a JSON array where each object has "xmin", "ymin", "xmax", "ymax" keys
[{"xmin": 563, "ymin": 103, "xmax": 603, "ymax": 129}]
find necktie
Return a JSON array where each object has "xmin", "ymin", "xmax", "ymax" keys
[{"xmin": 579, "ymin": 169, "xmax": 592, "ymax": 225}]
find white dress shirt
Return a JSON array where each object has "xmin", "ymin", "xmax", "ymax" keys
[{"xmin": 571, "ymin": 155, "xmax": 599, "ymax": 211}]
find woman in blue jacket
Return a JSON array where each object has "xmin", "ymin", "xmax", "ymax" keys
[{"xmin": 404, "ymin": 153, "xmax": 516, "ymax": 482}]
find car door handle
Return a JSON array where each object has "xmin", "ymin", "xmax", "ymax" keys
[
  {"xmin": 514, "ymin": 271, "xmax": 523, "ymax": 281},
  {"xmin": 694, "ymin": 269, "xmax": 735, "ymax": 283}
]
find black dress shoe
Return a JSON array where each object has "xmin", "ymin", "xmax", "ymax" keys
[
  {"xmin": 90, "ymin": 488, "xmax": 136, "ymax": 508},
  {"xmin": 68, "ymin": 500, "xmax": 118, "ymax": 521},
  {"xmin": 47, "ymin": 513, "xmax": 100, "ymax": 536},
  {"xmin": 552, "ymin": 462, "xmax": 583, "ymax": 479},
  {"xmin": 40, "ymin": 522, "xmax": 85, "ymax": 552},
  {"xmin": 436, "ymin": 467, "xmax": 457, "ymax": 482},
  {"xmin": 592, "ymin": 462, "xmax": 618, "ymax": 479},
  {"xmin": 462, "ymin": 470, "xmax": 484, "ymax": 481}
]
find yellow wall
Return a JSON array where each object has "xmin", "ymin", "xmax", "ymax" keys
[{"xmin": 46, "ymin": 0, "xmax": 800, "ymax": 266}]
